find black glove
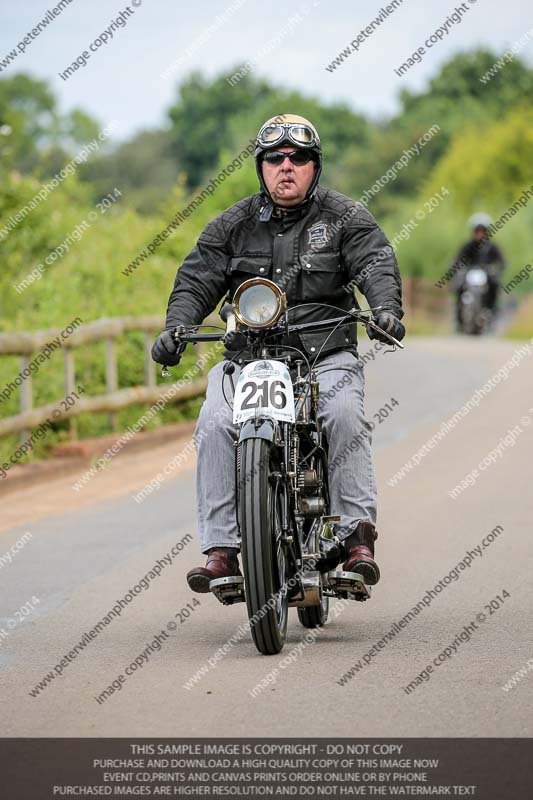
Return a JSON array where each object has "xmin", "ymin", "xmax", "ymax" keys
[
  {"xmin": 367, "ymin": 311, "xmax": 405, "ymax": 344},
  {"xmin": 223, "ymin": 330, "xmax": 248, "ymax": 351},
  {"xmin": 151, "ymin": 329, "xmax": 186, "ymax": 366}
]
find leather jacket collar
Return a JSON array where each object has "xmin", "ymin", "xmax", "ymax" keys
[{"xmin": 258, "ymin": 192, "xmax": 315, "ymax": 224}]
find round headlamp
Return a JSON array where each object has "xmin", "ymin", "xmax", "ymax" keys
[{"xmin": 233, "ymin": 278, "xmax": 286, "ymax": 329}]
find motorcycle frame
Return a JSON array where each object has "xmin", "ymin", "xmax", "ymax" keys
[{"xmin": 232, "ymin": 335, "xmax": 328, "ymax": 602}]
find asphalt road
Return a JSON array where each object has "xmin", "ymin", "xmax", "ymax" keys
[{"xmin": 1, "ymin": 335, "xmax": 532, "ymax": 737}]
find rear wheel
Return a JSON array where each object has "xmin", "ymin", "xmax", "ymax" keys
[
  {"xmin": 239, "ymin": 437, "xmax": 289, "ymax": 655},
  {"xmin": 297, "ymin": 594, "xmax": 329, "ymax": 628},
  {"xmin": 298, "ymin": 442, "xmax": 330, "ymax": 629}
]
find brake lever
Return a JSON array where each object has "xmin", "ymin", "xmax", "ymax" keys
[
  {"xmin": 364, "ymin": 319, "xmax": 405, "ymax": 350},
  {"xmin": 161, "ymin": 326, "xmax": 187, "ymax": 378}
]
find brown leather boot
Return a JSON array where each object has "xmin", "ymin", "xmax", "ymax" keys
[
  {"xmin": 341, "ymin": 521, "xmax": 380, "ymax": 585},
  {"xmin": 186, "ymin": 547, "xmax": 242, "ymax": 594}
]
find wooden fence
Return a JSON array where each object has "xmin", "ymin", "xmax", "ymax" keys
[
  {"xmin": 0, "ymin": 315, "xmax": 220, "ymax": 442},
  {"xmin": 403, "ymin": 275, "xmax": 451, "ymax": 317}
]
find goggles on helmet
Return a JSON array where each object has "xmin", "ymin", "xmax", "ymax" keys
[{"xmin": 257, "ymin": 122, "xmax": 319, "ymax": 149}]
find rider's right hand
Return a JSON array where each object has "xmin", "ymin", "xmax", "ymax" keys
[
  {"xmin": 368, "ymin": 311, "xmax": 405, "ymax": 344},
  {"xmin": 151, "ymin": 329, "xmax": 185, "ymax": 366}
]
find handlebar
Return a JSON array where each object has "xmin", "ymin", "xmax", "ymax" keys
[
  {"xmin": 173, "ymin": 311, "xmax": 403, "ymax": 347},
  {"xmin": 160, "ymin": 308, "xmax": 403, "ymax": 376}
]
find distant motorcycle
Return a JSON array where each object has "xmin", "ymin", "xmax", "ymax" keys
[
  {"xmin": 457, "ymin": 267, "xmax": 493, "ymax": 335},
  {"xmin": 164, "ymin": 277, "xmax": 403, "ymax": 655}
]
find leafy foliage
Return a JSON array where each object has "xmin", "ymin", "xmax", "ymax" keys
[
  {"xmin": 79, "ymin": 129, "xmax": 178, "ymax": 214},
  {"xmin": 424, "ymin": 105, "xmax": 533, "ymax": 211},
  {"xmin": 0, "ymin": 74, "xmax": 103, "ymax": 176}
]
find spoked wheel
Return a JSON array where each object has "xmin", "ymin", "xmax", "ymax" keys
[{"xmin": 239, "ymin": 437, "xmax": 289, "ymax": 655}]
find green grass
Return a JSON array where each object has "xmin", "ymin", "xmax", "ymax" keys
[{"xmin": 504, "ymin": 296, "xmax": 533, "ymax": 339}]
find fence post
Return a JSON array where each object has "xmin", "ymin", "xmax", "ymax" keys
[
  {"xmin": 19, "ymin": 355, "xmax": 32, "ymax": 445},
  {"xmin": 144, "ymin": 332, "xmax": 156, "ymax": 388},
  {"xmin": 105, "ymin": 338, "xmax": 118, "ymax": 432},
  {"xmin": 64, "ymin": 348, "xmax": 77, "ymax": 440},
  {"xmin": 407, "ymin": 275, "xmax": 421, "ymax": 315}
]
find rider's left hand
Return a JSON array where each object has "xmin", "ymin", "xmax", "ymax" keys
[
  {"xmin": 367, "ymin": 311, "xmax": 405, "ymax": 344},
  {"xmin": 223, "ymin": 330, "xmax": 248, "ymax": 351},
  {"xmin": 151, "ymin": 329, "xmax": 185, "ymax": 365}
]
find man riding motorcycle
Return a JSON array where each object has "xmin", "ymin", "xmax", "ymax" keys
[
  {"xmin": 451, "ymin": 213, "xmax": 506, "ymax": 327},
  {"xmin": 152, "ymin": 114, "xmax": 405, "ymax": 593}
]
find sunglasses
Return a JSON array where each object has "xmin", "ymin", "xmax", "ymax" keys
[{"xmin": 262, "ymin": 150, "xmax": 314, "ymax": 166}]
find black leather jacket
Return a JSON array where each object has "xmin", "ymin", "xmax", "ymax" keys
[{"xmin": 165, "ymin": 186, "xmax": 403, "ymax": 361}]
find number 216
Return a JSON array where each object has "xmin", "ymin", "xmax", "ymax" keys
[{"xmin": 241, "ymin": 380, "xmax": 287, "ymax": 410}]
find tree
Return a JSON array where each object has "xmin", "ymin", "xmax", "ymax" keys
[
  {"xmin": 0, "ymin": 73, "xmax": 103, "ymax": 177},
  {"xmin": 168, "ymin": 68, "xmax": 370, "ymax": 190},
  {"xmin": 398, "ymin": 49, "xmax": 533, "ymax": 137},
  {"xmin": 79, "ymin": 128, "xmax": 178, "ymax": 213},
  {"xmin": 168, "ymin": 69, "xmax": 273, "ymax": 187},
  {"xmin": 0, "ymin": 73, "xmax": 56, "ymax": 172},
  {"xmin": 425, "ymin": 104, "xmax": 533, "ymax": 212}
]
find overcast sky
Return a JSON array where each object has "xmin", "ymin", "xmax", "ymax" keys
[{"xmin": 1, "ymin": 0, "xmax": 532, "ymax": 141}]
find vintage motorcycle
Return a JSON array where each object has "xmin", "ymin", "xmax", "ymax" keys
[
  {"xmin": 457, "ymin": 266, "xmax": 494, "ymax": 335},
  {"xmin": 163, "ymin": 277, "xmax": 402, "ymax": 655}
]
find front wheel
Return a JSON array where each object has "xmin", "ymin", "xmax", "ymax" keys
[{"xmin": 239, "ymin": 437, "xmax": 289, "ymax": 655}]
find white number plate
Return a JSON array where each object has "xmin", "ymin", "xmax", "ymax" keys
[{"xmin": 233, "ymin": 360, "xmax": 295, "ymax": 424}]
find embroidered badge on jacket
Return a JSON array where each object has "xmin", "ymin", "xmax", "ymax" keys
[{"xmin": 307, "ymin": 221, "xmax": 329, "ymax": 248}]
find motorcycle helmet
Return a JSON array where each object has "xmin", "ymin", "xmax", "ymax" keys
[
  {"xmin": 254, "ymin": 114, "xmax": 322, "ymax": 220},
  {"xmin": 468, "ymin": 212, "xmax": 493, "ymax": 231}
]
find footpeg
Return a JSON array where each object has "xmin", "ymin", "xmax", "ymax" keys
[
  {"xmin": 209, "ymin": 576, "xmax": 245, "ymax": 605},
  {"xmin": 324, "ymin": 570, "xmax": 371, "ymax": 601}
]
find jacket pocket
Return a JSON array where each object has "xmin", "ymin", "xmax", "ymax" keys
[
  {"xmin": 299, "ymin": 251, "xmax": 345, "ymax": 301},
  {"xmin": 228, "ymin": 256, "xmax": 272, "ymax": 296},
  {"xmin": 229, "ymin": 255, "xmax": 272, "ymax": 276}
]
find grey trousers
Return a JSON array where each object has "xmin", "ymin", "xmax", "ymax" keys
[{"xmin": 193, "ymin": 350, "xmax": 377, "ymax": 553}]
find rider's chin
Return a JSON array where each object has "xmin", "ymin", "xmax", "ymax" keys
[{"xmin": 275, "ymin": 184, "xmax": 301, "ymax": 205}]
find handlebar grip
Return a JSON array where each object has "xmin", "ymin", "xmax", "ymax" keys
[{"xmin": 219, "ymin": 304, "xmax": 233, "ymax": 323}]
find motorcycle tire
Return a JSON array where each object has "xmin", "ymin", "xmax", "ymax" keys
[
  {"xmin": 239, "ymin": 437, "xmax": 289, "ymax": 655},
  {"xmin": 297, "ymin": 595, "xmax": 329, "ymax": 628}
]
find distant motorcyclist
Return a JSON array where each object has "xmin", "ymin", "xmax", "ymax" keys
[{"xmin": 451, "ymin": 213, "xmax": 506, "ymax": 327}]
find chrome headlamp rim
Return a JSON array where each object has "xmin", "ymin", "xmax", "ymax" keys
[{"xmin": 232, "ymin": 278, "xmax": 287, "ymax": 329}]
